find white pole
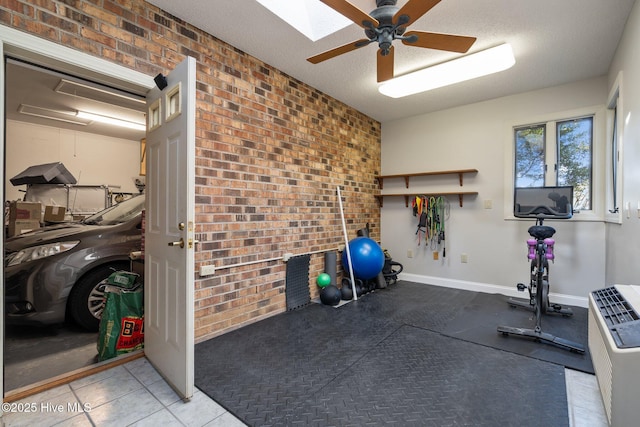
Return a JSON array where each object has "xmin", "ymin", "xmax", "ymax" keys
[{"xmin": 337, "ymin": 185, "xmax": 358, "ymax": 301}]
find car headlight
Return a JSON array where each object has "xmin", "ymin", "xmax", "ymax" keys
[{"xmin": 6, "ymin": 241, "xmax": 80, "ymax": 267}]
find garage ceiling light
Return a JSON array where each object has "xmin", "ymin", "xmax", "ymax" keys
[
  {"xmin": 18, "ymin": 104, "xmax": 91, "ymax": 126},
  {"xmin": 76, "ymin": 111, "xmax": 146, "ymax": 131},
  {"xmin": 55, "ymin": 78, "xmax": 145, "ymax": 110},
  {"xmin": 19, "ymin": 105, "xmax": 146, "ymax": 131},
  {"xmin": 378, "ymin": 43, "xmax": 516, "ymax": 98}
]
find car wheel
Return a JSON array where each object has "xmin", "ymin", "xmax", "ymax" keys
[{"xmin": 68, "ymin": 263, "xmax": 128, "ymax": 331}]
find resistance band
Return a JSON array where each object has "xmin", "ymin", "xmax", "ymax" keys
[{"xmin": 412, "ymin": 195, "xmax": 450, "ymax": 254}]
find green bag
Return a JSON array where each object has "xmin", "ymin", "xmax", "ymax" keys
[{"xmin": 97, "ymin": 285, "xmax": 144, "ymax": 361}]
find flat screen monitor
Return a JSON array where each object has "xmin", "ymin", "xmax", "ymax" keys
[{"xmin": 514, "ymin": 186, "xmax": 573, "ymax": 219}]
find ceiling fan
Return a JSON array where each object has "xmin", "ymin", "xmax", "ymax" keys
[{"xmin": 307, "ymin": 0, "xmax": 477, "ymax": 82}]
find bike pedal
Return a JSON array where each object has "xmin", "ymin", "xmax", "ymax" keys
[{"xmin": 516, "ymin": 283, "xmax": 526, "ymax": 291}]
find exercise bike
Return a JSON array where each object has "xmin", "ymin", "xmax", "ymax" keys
[{"xmin": 497, "ymin": 186, "xmax": 585, "ymax": 354}]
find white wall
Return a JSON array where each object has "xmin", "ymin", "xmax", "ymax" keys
[
  {"xmin": 605, "ymin": 0, "xmax": 640, "ymax": 286},
  {"xmin": 6, "ymin": 119, "xmax": 143, "ymax": 204},
  {"xmin": 380, "ymin": 77, "xmax": 610, "ymax": 306}
]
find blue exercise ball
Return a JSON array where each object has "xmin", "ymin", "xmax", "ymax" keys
[{"xmin": 342, "ymin": 237, "xmax": 385, "ymax": 280}]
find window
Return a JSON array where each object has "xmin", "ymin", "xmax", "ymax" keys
[
  {"xmin": 557, "ymin": 117, "xmax": 593, "ymax": 210},
  {"xmin": 605, "ymin": 72, "xmax": 622, "ymax": 223},
  {"xmin": 514, "ymin": 116, "xmax": 593, "ymax": 211},
  {"xmin": 515, "ymin": 125, "xmax": 545, "ymax": 187},
  {"xmin": 609, "ymin": 104, "xmax": 618, "ymax": 214}
]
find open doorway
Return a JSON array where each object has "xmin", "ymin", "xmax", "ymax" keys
[
  {"xmin": 1, "ymin": 28, "xmax": 195, "ymax": 403},
  {"xmin": 3, "ymin": 58, "xmax": 147, "ymax": 392}
]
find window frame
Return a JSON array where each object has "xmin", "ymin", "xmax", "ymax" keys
[
  {"xmin": 504, "ymin": 105, "xmax": 606, "ymax": 222},
  {"xmin": 605, "ymin": 71, "xmax": 623, "ymax": 224}
]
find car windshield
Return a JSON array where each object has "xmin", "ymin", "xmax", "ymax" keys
[{"xmin": 82, "ymin": 195, "xmax": 145, "ymax": 225}]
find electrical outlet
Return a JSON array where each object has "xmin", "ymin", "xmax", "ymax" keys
[
  {"xmin": 407, "ymin": 249, "xmax": 413, "ymax": 258},
  {"xmin": 461, "ymin": 253, "xmax": 468, "ymax": 263},
  {"xmin": 484, "ymin": 199, "xmax": 493, "ymax": 209},
  {"xmin": 199, "ymin": 264, "xmax": 216, "ymax": 276}
]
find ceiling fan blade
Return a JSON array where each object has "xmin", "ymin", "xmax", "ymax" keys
[
  {"xmin": 394, "ymin": 0, "xmax": 441, "ymax": 26},
  {"xmin": 320, "ymin": 0, "xmax": 379, "ymax": 28},
  {"xmin": 307, "ymin": 39, "xmax": 371, "ymax": 64},
  {"xmin": 402, "ymin": 31, "xmax": 476, "ymax": 53},
  {"xmin": 377, "ymin": 46, "xmax": 394, "ymax": 82}
]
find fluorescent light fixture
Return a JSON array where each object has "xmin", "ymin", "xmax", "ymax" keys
[
  {"xmin": 76, "ymin": 111, "xmax": 146, "ymax": 131},
  {"xmin": 19, "ymin": 104, "xmax": 91, "ymax": 126},
  {"xmin": 256, "ymin": 0, "xmax": 351, "ymax": 41},
  {"xmin": 56, "ymin": 78, "xmax": 145, "ymax": 109},
  {"xmin": 379, "ymin": 43, "xmax": 516, "ymax": 98}
]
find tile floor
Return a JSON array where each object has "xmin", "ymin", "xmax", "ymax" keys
[
  {"xmin": 1, "ymin": 357, "xmax": 246, "ymax": 427},
  {"xmin": 565, "ymin": 368, "xmax": 608, "ymax": 427},
  {"xmin": 1, "ymin": 359, "xmax": 606, "ymax": 427}
]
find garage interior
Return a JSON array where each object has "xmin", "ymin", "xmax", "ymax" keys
[
  {"xmin": 4, "ymin": 58, "xmax": 147, "ymax": 391},
  {"xmin": 2, "ymin": 0, "xmax": 640, "ymax": 426}
]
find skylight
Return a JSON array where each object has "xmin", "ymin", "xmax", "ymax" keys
[{"xmin": 256, "ymin": 0, "xmax": 353, "ymax": 41}]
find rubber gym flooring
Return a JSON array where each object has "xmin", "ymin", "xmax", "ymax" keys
[{"xmin": 195, "ymin": 281, "xmax": 591, "ymax": 426}]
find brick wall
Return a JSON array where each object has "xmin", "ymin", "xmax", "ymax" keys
[{"xmin": 0, "ymin": 0, "xmax": 381, "ymax": 342}]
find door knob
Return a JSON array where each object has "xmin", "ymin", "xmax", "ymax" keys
[{"xmin": 168, "ymin": 238, "xmax": 184, "ymax": 248}]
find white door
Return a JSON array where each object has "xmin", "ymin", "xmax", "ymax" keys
[
  {"xmin": 0, "ymin": 40, "xmax": 5, "ymax": 403},
  {"xmin": 144, "ymin": 57, "xmax": 196, "ymax": 400}
]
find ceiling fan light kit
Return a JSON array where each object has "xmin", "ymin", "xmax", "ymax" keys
[
  {"xmin": 378, "ymin": 43, "xmax": 516, "ymax": 98},
  {"xmin": 309, "ymin": 0, "xmax": 477, "ymax": 82}
]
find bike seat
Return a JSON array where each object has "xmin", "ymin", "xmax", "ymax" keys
[{"xmin": 528, "ymin": 225, "xmax": 555, "ymax": 240}]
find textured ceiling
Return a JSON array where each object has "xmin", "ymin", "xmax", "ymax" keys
[
  {"xmin": 6, "ymin": 0, "xmax": 636, "ymax": 141},
  {"xmin": 147, "ymin": 0, "xmax": 636, "ymax": 122}
]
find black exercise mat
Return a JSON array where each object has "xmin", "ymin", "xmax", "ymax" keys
[
  {"xmin": 364, "ymin": 281, "xmax": 593, "ymax": 373},
  {"xmin": 286, "ymin": 254, "xmax": 311, "ymax": 310},
  {"xmin": 348, "ymin": 280, "xmax": 479, "ymax": 331},
  {"xmin": 195, "ymin": 303, "xmax": 399, "ymax": 426},
  {"xmin": 195, "ymin": 282, "xmax": 573, "ymax": 426},
  {"xmin": 283, "ymin": 326, "xmax": 568, "ymax": 426},
  {"xmin": 441, "ymin": 291, "xmax": 593, "ymax": 373}
]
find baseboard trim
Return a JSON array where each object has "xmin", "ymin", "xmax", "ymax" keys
[{"xmin": 399, "ymin": 273, "xmax": 589, "ymax": 308}]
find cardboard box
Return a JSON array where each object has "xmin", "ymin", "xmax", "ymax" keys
[
  {"xmin": 8, "ymin": 219, "xmax": 40, "ymax": 237},
  {"xmin": 9, "ymin": 201, "xmax": 41, "ymax": 221},
  {"xmin": 44, "ymin": 205, "xmax": 66, "ymax": 222}
]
